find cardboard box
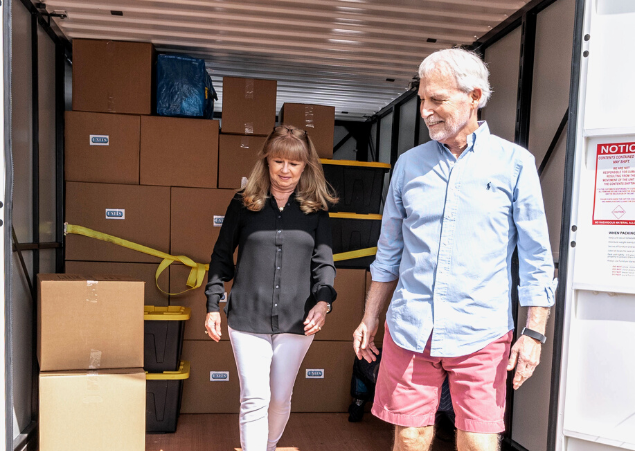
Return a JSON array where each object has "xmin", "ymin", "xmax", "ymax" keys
[
  {"xmin": 170, "ymin": 264, "xmax": 232, "ymax": 341},
  {"xmin": 170, "ymin": 187, "xmax": 236, "ymax": 263},
  {"xmin": 218, "ymin": 134, "xmax": 266, "ymax": 189},
  {"xmin": 37, "ymin": 274, "xmax": 144, "ymax": 371},
  {"xmin": 180, "ymin": 340, "xmax": 240, "ymax": 413},
  {"xmin": 181, "ymin": 340, "xmax": 355, "ymax": 414},
  {"xmin": 316, "ymin": 269, "xmax": 365, "ymax": 341},
  {"xmin": 64, "ymin": 261, "xmax": 169, "ymax": 306},
  {"xmin": 366, "ymin": 271, "xmax": 390, "ymax": 346},
  {"xmin": 65, "ymin": 182, "xmax": 170, "ymax": 263},
  {"xmin": 140, "ymin": 116, "xmax": 220, "ymax": 189},
  {"xmin": 221, "ymin": 77, "xmax": 277, "ymax": 136},
  {"xmin": 65, "ymin": 111, "xmax": 141, "ymax": 185},
  {"xmin": 279, "ymin": 103, "xmax": 335, "ymax": 159},
  {"xmin": 292, "ymin": 341, "xmax": 356, "ymax": 412},
  {"xmin": 39, "ymin": 368, "xmax": 145, "ymax": 451},
  {"xmin": 72, "ymin": 39, "xmax": 154, "ymax": 115}
]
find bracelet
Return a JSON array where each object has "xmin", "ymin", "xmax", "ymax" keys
[{"xmin": 521, "ymin": 327, "xmax": 547, "ymax": 344}]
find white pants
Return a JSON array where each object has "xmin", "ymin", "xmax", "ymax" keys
[{"xmin": 228, "ymin": 327, "xmax": 314, "ymax": 451}]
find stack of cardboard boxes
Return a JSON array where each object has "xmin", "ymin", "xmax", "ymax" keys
[
  {"xmin": 64, "ymin": 37, "xmax": 370, "ymax": 416},
  {"xmin": 38, "ymin": 274, "xmax": 145, "ymax": 451}
]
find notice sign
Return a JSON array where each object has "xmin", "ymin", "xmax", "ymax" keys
[{"xmin": 593, "ymin": 141, "xmax": 635, "ymax": 225}]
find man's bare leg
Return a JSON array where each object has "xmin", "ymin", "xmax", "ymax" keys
[
  {"xmin": 456, "ymin": 430, "xmax": 500, "ymax": 451},
  {"xmin": 392, "ymin": 426, "xmax": 435, "ymax": 451}
]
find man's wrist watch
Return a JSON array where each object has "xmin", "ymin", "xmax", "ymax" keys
[{"xmin": 521, "ymin": 327, "xmax": 547, "ymax": 344}]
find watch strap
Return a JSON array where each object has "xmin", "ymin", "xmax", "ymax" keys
[{"xmin": 521, "ymin": 327, "xmax": 547, "ymax": 344}]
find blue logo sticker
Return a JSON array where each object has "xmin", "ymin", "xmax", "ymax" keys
[
  {"xmin": 105, "ymin": 209, "xmax": 125, "ymax": 220},
  {"xmin": 306, "ymin": 369, "xmax": 324, "ymax": 379},
  {"xmin": 90, "ymin": 135, "xmax": 109, "ymax": 146},
  {"xmin": 210, "ymin": 371, "xmax": 230, "ymax": 381},
  {"xmin": 213, "ymin": 215, "xmax": 224, "ymax": 227}
]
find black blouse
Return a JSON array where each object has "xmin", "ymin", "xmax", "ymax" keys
[{"xmin": 205, "ymin": 192, "xmax": 337, "ymax": 335}]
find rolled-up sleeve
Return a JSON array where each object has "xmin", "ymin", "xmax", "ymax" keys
[
  {"xmin": 513, "ymin": 154, "xmax": 557, "ymax": 307},
  {"xmin": 371, "ymin": 158, "xmax": 406, "ymax": 282},
  {"xmin": 311, "ymin": 210, "xmax": 337, "ymax": 304},
  {"xmin": 205, "ymin": 195, "xmax": 241, "ymax": 313}
]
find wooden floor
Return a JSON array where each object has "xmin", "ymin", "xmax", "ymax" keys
[{"xmin": 146, "ymin": 413, "xmax": 455, "ymax": 451}]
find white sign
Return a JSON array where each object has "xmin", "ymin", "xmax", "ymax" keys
[{"xmin": 593, "ymin": 141, "xmax": 635, "ymax": 225}]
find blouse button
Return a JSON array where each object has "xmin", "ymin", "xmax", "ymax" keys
[
  {"xmin": 277, "ymin": 230, "xmax": 281, "ymax": 233},
  {"xmin": 275, "ymin": 285, "xmax": 279, "ymax": 289}
]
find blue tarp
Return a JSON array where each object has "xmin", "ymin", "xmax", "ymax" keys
[{"xmin": 156, "ymin": 54, "xmax": 217, "ymax": 118}]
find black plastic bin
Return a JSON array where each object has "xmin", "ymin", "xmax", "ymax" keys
[
  {"xmin": 321, "ymin": 159, "xmax": 391, "ymax": 214},
  {"xmin": 144, "ymin": 306, "xmax": 191, "ymax": 372},
  {"xmin": 146, "ymin": 361, "xmax": 190, "ymax": 433},
  {"xmin": 329, "ymin": 212, "xmax": 382, "ymax": 269}
]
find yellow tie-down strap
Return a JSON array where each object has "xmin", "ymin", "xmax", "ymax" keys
[
  {"xmin": 65, "ymin": 223, "xmax": 377, "ymax": 292},
  {"xmin": 64, "ymin": 223, "xmax": 208, "ymax": 296}
]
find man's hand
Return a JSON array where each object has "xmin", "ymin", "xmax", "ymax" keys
[
  {"xmin": 353, "ymin": 316, "xmax": 381, "ymax": 363},
  {"xmin": 507, "ymin": 335, "xmax": 542, "ymax": 390}
]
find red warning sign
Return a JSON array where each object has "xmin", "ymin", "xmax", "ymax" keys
[{"xmin": 593, "ymin": 141, "xmax": 635, "ymax": 225}]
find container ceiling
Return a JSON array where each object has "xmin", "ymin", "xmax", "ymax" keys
[{"xmin": 44, "ymin": 0, "xmax": 530, "ymax": 120}]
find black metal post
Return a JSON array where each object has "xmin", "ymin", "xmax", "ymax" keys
[
  {"xmin": 390, "ymin": 106, "xmax": 400, "ymax": 169},
  {"xmin": 546, "ymin": 0, "xmax": 586, "ymax": 449},
  {"xmin": 54, "ymin": 42, "xmax": 65, "ymax": 273},
  {"xmin": 4, "ymin": 0, "xmax": 15, "ymax": 448},
  {"xmin": 30, "ymin": 11, "xmax": 41, "ymax": 425},
  {"xmin": 413, "ymin": 96, "xmax": 421, "ymax": 146},
  {"xmin": 515, "ymin": 11, "xmax": 537, "ymax": 149}
]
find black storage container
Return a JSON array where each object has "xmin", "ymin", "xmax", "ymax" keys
[
  {"xmin": 144, "ymin": 306, "xmax": 191, "ymax": 372},
  {"xmin": 321, "ymin": 159, "xmax": 390, "ymax": 214},
  {"xmin": 146, "ymin": 361, "xmax": 190, "ymax": 433},
  {"xmin": 329, "ymin": 213, "xmax": 382, "ymax": 269}
]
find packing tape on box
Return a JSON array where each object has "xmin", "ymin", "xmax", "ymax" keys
[
  {"xmin": 64, "ymin": 223, "xmax": 208, "ymax": 296},
  {"xmin": 304, "ymin": 105, "xmax": 315, "ymax": 129},
  {"xmin": 244, "ymin": 78, "xmax": 254, "ymax": 100},
  {"xmin": 64, "ymin": 223, "xmax": 377, "ymax": 293}
]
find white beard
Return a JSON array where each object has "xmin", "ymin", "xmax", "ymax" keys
[{"xmin": 426, "ymin": 108, "xmax": 472, "ymax": 144}]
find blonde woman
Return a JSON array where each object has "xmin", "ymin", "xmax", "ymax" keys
[{"xmin": 204, "ymin": 125, "xmax": 338, "ymax": 451}]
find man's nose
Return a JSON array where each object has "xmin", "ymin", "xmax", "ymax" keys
[{"xmin": 421, "ymin": 101, "xmax": 434, "ymax": 118}]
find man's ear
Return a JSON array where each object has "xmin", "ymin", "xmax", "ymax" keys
[{"xmin": 471, "ymin": 88, "xmax": 483, "ymax": 107}]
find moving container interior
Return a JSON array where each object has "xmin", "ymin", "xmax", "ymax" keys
[{"xmin": 2, "ymin": 0, "xmax": 588, "ymax": 449}]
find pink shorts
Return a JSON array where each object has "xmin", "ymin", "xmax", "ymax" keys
[{"xmin": 371, "ymin": 326, "xmax": 513, "ymax": 433}]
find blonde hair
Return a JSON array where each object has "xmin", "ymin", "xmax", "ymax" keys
[{"xmin": 242, "ymin": 125, "xmax": 338, "ymax": 214}]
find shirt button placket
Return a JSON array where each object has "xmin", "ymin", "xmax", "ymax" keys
[{"xmin": 273, "ymin": 215, "xmax": 284, "ymax": 321}]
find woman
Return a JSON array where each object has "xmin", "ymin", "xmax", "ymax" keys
[{"xmin": 204, "ymin": 125, "xmax": 338, "ymax": 451}]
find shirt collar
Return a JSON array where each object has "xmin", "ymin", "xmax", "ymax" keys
[{"xmin": 437, "ymin": 120, "xmax": 490, "ymax": 156}]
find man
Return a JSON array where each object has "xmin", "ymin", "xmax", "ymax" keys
[{"xmin": 353, "ymin": 48, "xmax": 556, "ymax": 451}]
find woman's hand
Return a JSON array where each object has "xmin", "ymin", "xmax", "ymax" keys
[
  {"xmin": 304, "ymin": 301, "xmax": 329, "ymax": 336},
  {"xmin": 205, "ymin": 312, "xmax": 222, "ymax": 342}
]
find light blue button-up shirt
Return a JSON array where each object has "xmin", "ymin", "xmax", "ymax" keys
[{"xmin": 370, "ymin": 122, "xmax": 556, "ymax": 357}]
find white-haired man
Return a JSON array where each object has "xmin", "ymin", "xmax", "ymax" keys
[{"xmin": 353, "ymin": 48, "xmax": 556, "ymax": 451}]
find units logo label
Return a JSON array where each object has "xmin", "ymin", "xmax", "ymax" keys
[
  {"xmin": 306, "ymin": 369, "xmax": 324, "ymax": 379},
  {"xmin": 105, "ymin": 209, "xmax": 125, "ymax": 220},
  {"xmin": 210, "ymin": 371, "xmax": 230, "ymax": 381},
  {"xmin": 90, "ymin": 135, "xmax": 110, "ymax": 146},
  {"xmin": 213, "ymin": 215, "xmax": 225, "ymax": 227}
]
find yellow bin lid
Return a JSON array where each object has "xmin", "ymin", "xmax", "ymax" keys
[
  {"xmin": 146, "ymin": 361, "xmax": 191, "ymax": 380},
  {"xmin": 320, "ymin": 158, "xmax": 391, "ymax": 169},
  {"xmin": 329, "ymin": 212, "xmax": 382, "ymax": 220},
  {"xmin": 144, "ymin": 305, "xmax": 191, "ymax": 321}
]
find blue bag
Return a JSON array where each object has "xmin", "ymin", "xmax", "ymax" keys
[{"xmin": 156, "ymin": 54, "xmax": 217, "ymax": 118}]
